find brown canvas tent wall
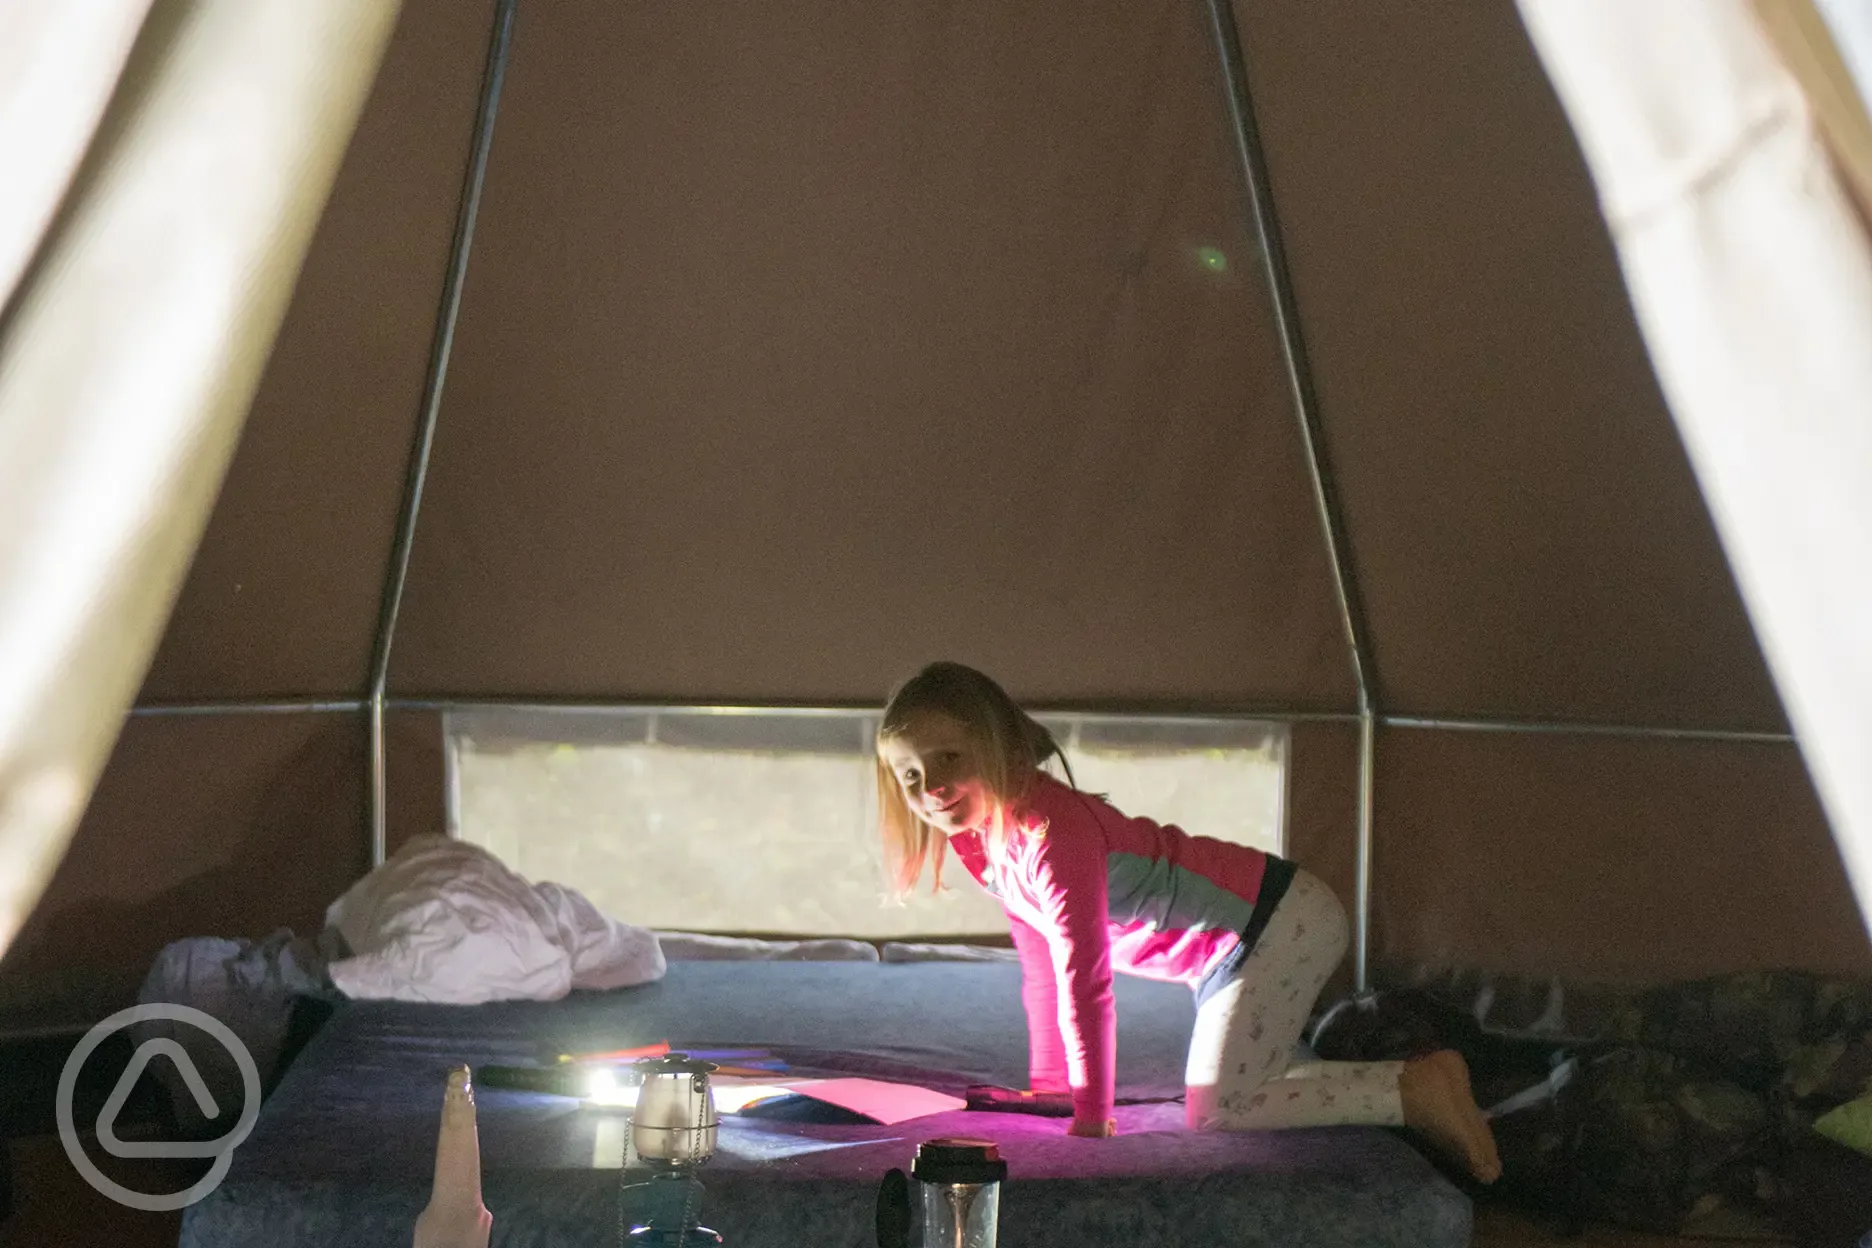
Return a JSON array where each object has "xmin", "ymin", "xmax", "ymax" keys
[{"xmin": 4, "ymin": 0, "xmax": 1867, "ymax": 1025}]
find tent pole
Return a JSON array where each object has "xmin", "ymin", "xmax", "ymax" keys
[
  {"xmin": 1382, "ymin": 715, "xmax": 1794, "ymax": 744},
  {"xmin": 385, "ymin": 698, "xmax": 1362, "ymax": 723},
  {"xmin": 122, "ymin": 697, "xmax": 1794, "ymax": 745},
  {"xmin": 1357, "ymin": 710, "xmax": 1375, "ymax": 988},
  {"xmin": 366, "ymin": 0, "xmax": 520, "ymax": 868},
  {"xmin": 1203, "ymin": 0, "xmax": 1381, "ymax": 991},
  {"xmin": 131, "ymin": 699, "xmax": 366, "ymax": 717}
]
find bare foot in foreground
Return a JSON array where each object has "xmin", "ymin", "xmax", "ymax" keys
[{"xmin": 1399, "ymin": 1049, "xmax": 1502, "ymax": 1184}]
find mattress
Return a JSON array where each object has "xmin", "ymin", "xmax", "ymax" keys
[{"xmin": 179, "ymin": 960, "xmax": 1470, "ymax": 1247}]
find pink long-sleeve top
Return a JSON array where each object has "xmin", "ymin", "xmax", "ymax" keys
[{"xmin": 947, "ymin": 773, "xmax": 1280, "ymax": 1126}]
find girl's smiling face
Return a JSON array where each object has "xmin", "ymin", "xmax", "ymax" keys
[{"xmin": 879, "ymin": 710, "xmax": 992, "ymax": 834}]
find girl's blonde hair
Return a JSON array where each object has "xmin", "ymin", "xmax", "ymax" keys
[{"xmin": 874, "ymin": 661, "xmax": 1072, "ymax": 898}]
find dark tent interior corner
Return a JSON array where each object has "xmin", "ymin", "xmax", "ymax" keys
[{"xmin": 3, "ymin": 1, "xmax": 1870, "ymax": 1246}]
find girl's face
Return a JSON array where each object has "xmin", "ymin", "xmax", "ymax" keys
[{"xmin": 880, "ymin": 710, "xmax": 992, "ymax": 835}]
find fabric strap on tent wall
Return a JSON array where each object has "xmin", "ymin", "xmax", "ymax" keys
[
  {"xmin": 0, "ymin": 0, "xmax": 405, "ymax": 962},
  {"xmin": 1516, "ymin": 0, "xmax": 1872, "ymax": 930}
]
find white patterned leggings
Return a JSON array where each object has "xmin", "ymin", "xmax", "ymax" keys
[{"xmin": 1184, "ymin": 870, "xmax": 1404, "ymax": 1130}]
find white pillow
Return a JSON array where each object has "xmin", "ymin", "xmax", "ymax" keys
[{"xmin": 326, "ymin": 836, "xmax": 665, "ymax": 1004}]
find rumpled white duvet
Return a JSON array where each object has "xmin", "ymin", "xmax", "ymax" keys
[{"xmin": 324, "ymin": 836, "xmax": 666, "ymax": 1004}]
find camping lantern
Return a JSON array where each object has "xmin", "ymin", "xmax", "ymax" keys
[
  {"xmin": 623, "ymin": 1053, "xmax": 724, "ymax": 1246},
  {"xmin": 631, "ymin": 1054, "xmax": 719, "ymax": 1165}
]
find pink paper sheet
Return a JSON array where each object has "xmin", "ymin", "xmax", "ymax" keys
[{"xmin": 714, "ymin": 1076, "xmax": 965, "ymax": 1125}]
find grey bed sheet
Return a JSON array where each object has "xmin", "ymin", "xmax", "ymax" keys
[{"xmin": 179, "ymin": 961, "xmax": 1470, "ymax": 1247}]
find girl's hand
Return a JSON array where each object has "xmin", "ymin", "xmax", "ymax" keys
[{"xmin": 1067, "ymin": 1117, "xmax": 1116, "ymax": 1139}]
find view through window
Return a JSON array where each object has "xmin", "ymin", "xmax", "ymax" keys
[{"xmin": 446, "ymin": 708, "xmax": 1288, "ymax": 938}]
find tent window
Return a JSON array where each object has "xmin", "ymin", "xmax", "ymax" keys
[{"xmin": 443, "ymin": 708, "xmax": 1288, "ymax": 938}]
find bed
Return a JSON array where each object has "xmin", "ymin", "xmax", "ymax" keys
[{"xmin": 178, "ymin": 960, "xmax": 1471, "ymax": 1247}]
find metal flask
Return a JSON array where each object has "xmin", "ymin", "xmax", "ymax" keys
[{"xmin": 631, "ymin": 1055, "xmax": 720, "ymax": 1166}]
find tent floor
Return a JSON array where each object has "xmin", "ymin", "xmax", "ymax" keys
[
  {"xmin": 0, "ymin": 1135, "xmax": 190, "ymax": 1248},
  {"xmin": 1473, "ymin": 1207, "xmax": 1791, "ymax": 1248}
]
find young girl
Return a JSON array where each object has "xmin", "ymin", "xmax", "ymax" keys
[{"xmin": 875, "ymin": 661, "xmax": 1500, "ymax": 1183}]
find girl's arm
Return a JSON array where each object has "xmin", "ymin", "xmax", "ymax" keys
[
  {"xmin": 1007, "ymin": 915, "xmax": 1070, "ymax": 1093},
  {"xmin": 1027, "ymin": 831, "xmax": 1117, "ymax": 1131}
]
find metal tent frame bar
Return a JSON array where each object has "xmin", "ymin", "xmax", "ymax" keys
[
  {"xmin": 388, "ymin": 697, "xmax": 1363, "ymax": 724},
  {"xmin": 130, "ymin": 699, "xmax": 365, "ymax": 717},
  {"xmin": 1203, "ymin": 0, "xmax": 1383, "ymax": 991},
  {"xmin": 365, "ymin": 0, "xmax": 520, "ymax": 867},
  {"xmin": 129, "ymin": 698, "xmax": 1795, "ymax": 748},
  {"xmin": 1383, "ymin": 715, "xmax": 1794, "ymax": 744}
]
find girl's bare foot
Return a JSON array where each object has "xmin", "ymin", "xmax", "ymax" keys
[{"xmin": 1398, "ymin": 1050, "xmax": 1502, "ymax": 1184}]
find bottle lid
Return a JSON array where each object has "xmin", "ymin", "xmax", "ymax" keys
[
  {"xmin": 912, "ymin": 1137, "xmax": 1007, "ymax": 1185},
  {"xmin": 633, "ymin": 1054, "xmax": 719, "ymax": 1077}
]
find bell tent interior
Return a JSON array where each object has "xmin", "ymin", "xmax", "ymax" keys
[{"xmin": 3, "ymin": 0, "xmax": 1871, "ymax": 1246}]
